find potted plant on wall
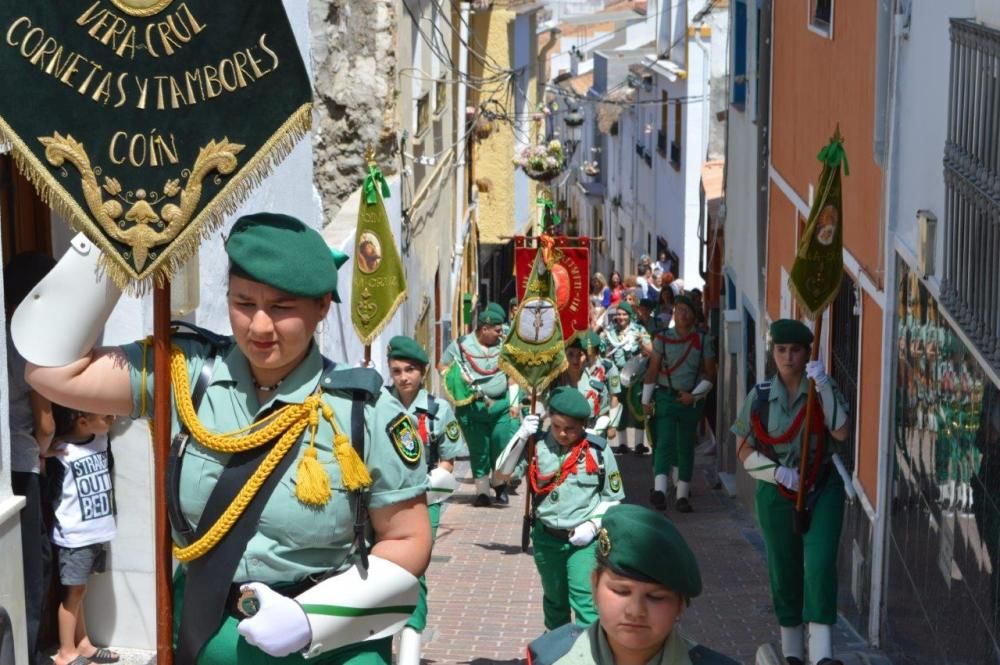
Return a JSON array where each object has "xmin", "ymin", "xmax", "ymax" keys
[{"xmin": 514, "ymin": 139, "xmax": 565, "ymax": 182}]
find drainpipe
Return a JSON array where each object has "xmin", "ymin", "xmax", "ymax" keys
[{"xmin": 450, "ymin": 0, "xmax": 471, "ymax": 336}]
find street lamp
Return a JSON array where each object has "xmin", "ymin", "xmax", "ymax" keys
[{"xmin": 563, "ymin": 108, "xmax": 583, "ymax": 159}]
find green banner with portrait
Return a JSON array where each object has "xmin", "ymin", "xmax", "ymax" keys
[
  {"xmin": 789, "ymin": 130, "xmax": 849, "ymax": 319},
  {"xmin": 0, "ymin": 0, "xmax": 312, "ymax": 292}
]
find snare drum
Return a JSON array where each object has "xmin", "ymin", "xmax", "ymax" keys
[{"xmin": 620, "ymin": 355, "xmax": 649, "ymax": 388}]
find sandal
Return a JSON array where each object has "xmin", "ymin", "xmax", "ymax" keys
[{"xmin": 86, "ymin": 648, "xmax": 120, "ymax": 664}]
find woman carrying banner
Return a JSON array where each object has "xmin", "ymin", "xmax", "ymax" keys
[
  {"xmin": 640, "ymin": 295, "xmax": 716, "ymax": 512},
  {"xmin": 15, "ymin": 213, "xmax": 432, "ymax": 665},
  {"xmin": 526, "ymin": 504, "xmax": 738, "ymax": 665},
  {"xmin": 383, "ymin": 335, "xmax": 465, "ymax": 665},
  {"xmin": 730, "ymin": 319, "xmax": 849, "ymax": 665}
]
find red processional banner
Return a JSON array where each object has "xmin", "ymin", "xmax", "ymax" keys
[{"xmin": 514, "ymin": 236, "xmax": 590, "ymax": 343}]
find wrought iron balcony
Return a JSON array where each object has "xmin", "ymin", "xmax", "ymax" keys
[{"xmin": 940, "ymin": 18, "xmax": 1000, "ymax": 370}]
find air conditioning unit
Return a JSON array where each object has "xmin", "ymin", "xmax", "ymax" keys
[{"xmin": 724, "ymin": 309, "xmax": 742, "ymax": 355}]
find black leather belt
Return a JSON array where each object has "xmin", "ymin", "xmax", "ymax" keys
[{"xmin": 543, "ymin": 525, "xmax": 572, "ymax": 540}]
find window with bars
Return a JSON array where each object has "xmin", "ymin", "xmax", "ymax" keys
[
  {"xmin": 941, "ymin": 18, "xmax": 1000, "ymax": 374},
  {"xmin": 829, "ymin": 272, "xmax": 860, "ymax": 470}
]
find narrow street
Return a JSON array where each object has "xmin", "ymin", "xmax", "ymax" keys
[{"xmin": 421, "ymin": 444, "xmax": 866, "ymax": 665}]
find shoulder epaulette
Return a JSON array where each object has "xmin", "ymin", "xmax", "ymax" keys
[
  {"xmin": 527, "ymin": 624, "xmax": 586, "ymax": 665},
  {"xmin": 585, "ymin": 432, "xmax": 608, "ymax": 450},
  {"xmin": 589, "ymin": 378, "xmax": 605, "ymax": 391},
  {"xmin": 170, "ymin": 320, "xmax": 230, "ymax": 350},
  {"xmin": 321, "ymin": 365, "xmax": 384, "ymax": 399}
]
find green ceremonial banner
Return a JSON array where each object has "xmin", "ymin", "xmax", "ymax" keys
[
  {"xmin": 0, "ymin": 1, "xmax": 312, "ymax": 291},
  {"xmin": 789, "ymin": 130, "xmax": 850, "ymax": 319},
  {"xmin": 499, "ymin": 238, "xmax": 568, "ymax": 393},
  {"xmin": 351, "ymin": 163, "xmax": 407, "ymax": 345}
]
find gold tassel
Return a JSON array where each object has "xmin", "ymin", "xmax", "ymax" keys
[
  {"xmin": 334, "ymin": 432, "xmax": 372, "ymax": 491},
  {"xmin": 295, "ymin": 409, "xmax": 332, "ymax": 506}
]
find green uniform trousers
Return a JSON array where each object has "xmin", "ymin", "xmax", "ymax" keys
[
  {"xmin": 653, "ymin": 390, "xmax": 704, "ymax": 480},
  {"xmin": 405, "ymin": 501, "xmax": 442, "ymax": 632},
  {"xmin": 456, "ymin": 399, "xmax": 514, "ymax": 479},
  {"xmin": 755, "ymin": 476, "xmax": 844, "ymax": 626},
  {"xmin": 172, "ymin": 568, "xmax": 391, "ymax": 665},
  {"xmin": 531, "ymin": 524, "xmax": 598, "ymax": 630}
]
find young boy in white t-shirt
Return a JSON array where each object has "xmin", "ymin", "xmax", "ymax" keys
[{"xmin": 47, "ymin": 406, "xmax": 118, "ymax": 665}]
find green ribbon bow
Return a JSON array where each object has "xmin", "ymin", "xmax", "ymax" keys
[
  {"xmin": 364, "ymin": 165, "xmax": 392, "ymax": 205},
  {"xmin": 536, "ymin": 195, "xmax": 561, "ymax": 230},
  {"xmin": 817, "ymin": 135, "xmax": 850, "ymax": 176}
]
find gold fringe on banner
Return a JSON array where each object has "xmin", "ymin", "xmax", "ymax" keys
[{"xmin": 0, "ymin": 103, "xmax": 313, "ymax": 295}]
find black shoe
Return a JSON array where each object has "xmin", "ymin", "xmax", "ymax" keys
[
  {"xmin": 494, "ymin": 484, "xmax": 510, "ymax": 505},
  {"xmin": 615, "ymin": 443, "xmax": 630, "ymax": 455},
  {"xmin": 473, "ymin": 493, "xmax": 491, "ymax": 507},
  {"xmin": 508, "ymin": 478, "xmax": 522, "ymax": 494},
  {"xmin": 650, "ymin": 490, "xmax": 667, "ymax": 510},
  {"xmin": 785, "ymin": 658, "xmax": 805, "ymax": 665},
  {"xmin": 634, "ymin": 443, "xmax": 650, "ymax": 455},
  {"xmin": 816, "ymin": 660, "xmax": 843, "ymax": 665},
  {"xmin": 675, "ymin": 497, "xmax": 693, "ymax": 513}
]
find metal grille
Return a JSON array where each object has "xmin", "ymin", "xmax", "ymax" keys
[
  {"xmin": 941, "ymin": 18, "xmax": 1000, "ymax": 372},
  {"xmin": 830, "ymin": 272, "xmax": 860, "ymax": 470}
]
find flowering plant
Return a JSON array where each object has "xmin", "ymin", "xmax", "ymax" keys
[{"xmin": 514, "ymin": 140, "xmax": 566, "ymax": 180}]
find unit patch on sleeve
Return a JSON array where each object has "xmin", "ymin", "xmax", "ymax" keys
[
  {"xmin": 445, "ymin": 420, "xmax": 461, "ymax": 442},
  {"xmin": 608, "ymin": 471, "xmax": 622, "ymax": 493},
  {"xmin": 387, "ymin": 413, "xmax": 423, "ymax": 466}
]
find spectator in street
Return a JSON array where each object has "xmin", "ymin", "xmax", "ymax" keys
[
  {"xmin": 656, "ymin": 249, "xmax": 675, "ymax": 277},
  {"xmin": 47, "ymin": 405, "xmax": 119, "ymax": 665},
  {"xmin": 608, "ymin": 271, "xmax": 625, "ymax": 307},
  {"xmin": 526, "ymin": 504, "xmax": 738, "ymax": 665},
  {"xmin": 656, "ymin": 279, "xmax": 676, "ymax": 331},
  {"xmin": 4, "ymin": 251, "xmax": 57, "ymax": 665},
  {"xmin": 591, "ymin": 273, "xmax": 610, "ymax": 309},
  {"xmin": 635, "ymin": 264, "xmax": 653, "ymax": 297}
]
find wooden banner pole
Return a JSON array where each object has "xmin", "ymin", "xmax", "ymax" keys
[{"xmin": 153, "ymin": 283, "xmax": 174, "ymax": 665}]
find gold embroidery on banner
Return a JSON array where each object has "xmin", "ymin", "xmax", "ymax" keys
[
  {"xmin": 109, "ymin": 0, "xmax": 176, "ymax": 18},
  {"xmin": 38, "ymin": 132, "xmax": 244, "ymax": 270}
]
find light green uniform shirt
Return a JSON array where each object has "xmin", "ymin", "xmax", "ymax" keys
[
  {"xmin": 548, "ymin": 369, "xmax": 610, "ymax": 429},
  {"xmin": 589, "ymin": 358, "xmax": 621, "ymax": 397},
  {"xmin": 652, "ymin": 329, "xmax": 715, "ymax": 392},
  {"xmin": 602, "ymin": 323, "xmax": 650, "ymax": 370},
  {"xmin": 730, "ymin": 376, "xmax": 848, "ymax": 468},
  {"xmin": 532, "ymin": 433, "xmax": 624, "ymax": 530},
  {"xmin": 441, "ymin": 334, "xmax": 508, "ymax": 399},
  {"xmin": 124, "ymin": 336, "xmax": 427, "ymax": 585},
  {"xmin": 387, "ymin": 386, "xmax": 467, "ymax": 464},
  {"xmin": 543, "ymin": 622, "xmax": 734, "ymax": 665}
]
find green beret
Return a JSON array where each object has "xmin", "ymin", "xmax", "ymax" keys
[
  {"xmin": 566, "ymin": 336, "xmax": 585, "ymax": 351},
  {"xmin": 548, "ymin": 386, "xmax": 592, "ymax": 420},
  {"xmin": 617, "ymin": 302, "xmax": 636, "ymax": 320},
  {"xmin": 386, "ymin": 335, "xmax": 428, "ymax": 365},
  {"xmin": 226, "ymin": 213, "xmax": 343, "ymax": 301},
  {"xmin": 770, "ymin": 319, "xmax": 813, "ymax": 346},
  {"xmin": 584, "ymin": 330, "xmax": 603, "ymax": 353},
  {"xmin": 598, "ymin": 504, "xmax": 702, "ymax": 599},
  {"xmin": 673, "ymin": 295, "xmax": 695, "ymax": 313},
  {"xmin": 479, "ymin": 302, "xmax": 506, "ymax": 325}
]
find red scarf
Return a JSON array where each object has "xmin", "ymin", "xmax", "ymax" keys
[
  {"xmin": 529, "ymin": 438, "xmax": 599, "ymax": 496},
  {"xmin": 460, "ymin": 341, "xmax": 500, "ymax": 375},
  {"xmin": 655, "ymin": 331, "xmax": 701, "ymax": 376},
  {"xmin": 417, "ymin": 412, "xmax": 430, "ymax": 445},
  {"xmin": 751, "ymin": 403, "xmax": 827, "ymax": 501}
]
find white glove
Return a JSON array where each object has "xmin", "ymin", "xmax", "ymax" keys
[
  {"xmin": 517, "ymin": 414, "xmax": 540, "ymax": 440},
  {"xmin": 774, "ymin": 466, "xmax": 800, "ymax": 492},
  {"xmin": 568, "ymin": 520, "xmax": 598, "ymax": 547},
  {"xmin": 237, "ymin": 582, "xmax": 311, "ymax": 657},
  {"xmin": 805, "ymin": 359, "xmax": 830, "ymax": 387},
  {"xmin": 641, "ymin": 383, "xmax": 656, "ymax": 406}
]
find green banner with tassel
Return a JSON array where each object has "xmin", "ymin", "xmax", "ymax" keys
[
  {"xmin": 789, "ymin": 128, "xmax": 849, "ymax": 319},
  {"xmin": 351, "ymin": 160, "xmax": 407, "ymax": 345},
  {"xmin": 499, "ymin": 236, "xmax": 568, "ymax": 393}
]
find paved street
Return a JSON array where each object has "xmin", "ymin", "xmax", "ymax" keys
[{"xmin": 421, "ymin": 441, "xmax": 876, "ymax": 665}]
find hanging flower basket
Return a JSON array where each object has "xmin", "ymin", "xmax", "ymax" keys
[{"xmin": 514, "ymin": 140, "xmax": 565, "ymax": 182}]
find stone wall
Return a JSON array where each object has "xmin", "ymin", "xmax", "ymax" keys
[{"xmin": 309, "ymin": 0, "xmax": 399, "ymax": 222}]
